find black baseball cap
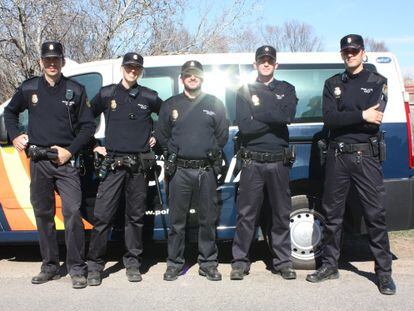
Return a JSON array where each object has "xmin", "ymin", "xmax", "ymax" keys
[
  {"xmin": 41, "ymin": 41, "xmax": 64, "ymax": 58},
  {"xmin": 255, "ymin": 45, "xmax": 277, "ymax": 61},
  {"xmin": 122, "ymin": 52, "xmax": 144, "ymax": 67},
  {"xmin": 340, "ymin": 34, "xmax": 364, "ymax": 51},
  {"xmin": 181, "ymin": 60, "xmax": 204, "ymax": 78}
]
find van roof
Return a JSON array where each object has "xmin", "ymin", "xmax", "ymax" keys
[{"xmin": 70, "ymin": 52, "xmax": 397, "ymax": 68}]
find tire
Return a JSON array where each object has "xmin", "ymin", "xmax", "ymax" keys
[{"xmin": 290, "ymin": 195, "xmax": 325, "ymax": 270}]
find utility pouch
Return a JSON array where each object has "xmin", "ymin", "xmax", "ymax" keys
[
  {"xmin": 283, "ymin": 145, "xmax": 296, "ymax": 167},
  {"xmin": 317, "ymin": 139, "xmax": 328, "ymax": 166},
  {"xmin": 164, "ymin": 153, "xmax": 177, "ymax": 177},
  {"xmin": 378, "ymin": 131, "xmax": 387, "ymax": 162},
  {"xmin": 139, "ymin": 151, "xmax": 156, "ymax": 174},
  {"xmin": 369, "ymin": 136, "xmax": 380, "ymax": 158}
]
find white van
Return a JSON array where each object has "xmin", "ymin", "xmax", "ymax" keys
[{"xmin": 1, "ymin": 52, "xmax": 413, "ymax": 269}]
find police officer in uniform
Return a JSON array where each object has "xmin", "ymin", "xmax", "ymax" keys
[
  {"xmin": 230, "ymin": 46, "xmax": 297, "ymax": 280},
  {"xmin": 306, "ymin": 34, "xmax": 396, "ymax": 295},
  {"xmin": 86, "ymin": 53, "xmax": 162, "ymax": 285},
  {"xmin": 156, "ymin": 60, "xmax": 229, "ymax": 281},
  {"xmin": 4, "ymin": 41, "xmax": 95, "ymax": 289}
]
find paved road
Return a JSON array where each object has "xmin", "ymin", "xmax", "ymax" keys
[{"xmin": 0, "ymin": 240, "xmax": 413, "ymax": 311}]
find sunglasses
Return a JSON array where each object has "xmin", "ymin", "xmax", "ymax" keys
[
  {"xmin": 257, "ymin": 57, "xmax": 276, "ymax": 65},
  {"xmin": 341, "ymin": 48, "xmax": 361, "ymax": 56}
]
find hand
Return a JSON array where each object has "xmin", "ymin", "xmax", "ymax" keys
[
  {"xmin": 93, "ymin": 146, "xmax": 107, "ymax": 156},
  {"xmin": 12, "ymin": 134, "xmax": 29, "ymax": 151},
  {"xmin": 148, "ymin": 136, "xmax": 156, "ymax": 148},
  {"xmin": 362, "ymin": 104, "xmax": 383, "ymax": 125},
  {"xmin": 51, "ymin": 145, "xmax": 72, "ymax": 165}
]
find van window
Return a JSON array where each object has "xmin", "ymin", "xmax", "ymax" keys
[
  {"xmin": 177, "ymin": 65, "xmax": 239, "ymax": 124},
  {"xmin": 70, "ymin": 73, "xmax": 103, "ymax": 100},
  {"xmin": 143, "ymin": 65, "xmax": 239, "ymax": 124},
  {"xmin": 239, "ymin": 63, "xmax": 377, "ymax": 123}
]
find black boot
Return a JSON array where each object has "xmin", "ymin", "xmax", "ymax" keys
[
  {"xmin": 163, "ymin": 266, "xmax": 183, "ymax": 281},
  {"xmin": 272, "ymin": 267, "xmax": 297, "ymax": 280},
  {"xmin": 306, "ymin": 266, "xmax": 339, "ymax": 283},
  {"xmin": 126, "ymin": 267, "xmax": 142, "ymax": 282},
  {"xmin": 199, "ymin": 266, "xmax": 222, "ymax": 281},
  {"xmin": 378, "ymin": 275, "xmax": 396, "ymax": 295},
  {"xmin": 230, "ymin": 267, "xmax": 248, "ymax": 280},
  {"xmin": 71, "ymin": 275, "xmax": 87, "ymax": 289},
  {"xmin": 87, "ymin": 271, "xmax": 102, "ymax": 286},
  {"xmin": 31, "ymin": 271, "xmax": 60, "ymax": 284}
]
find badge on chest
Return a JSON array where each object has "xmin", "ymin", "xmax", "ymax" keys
[{"xmin": 171, "ymin": 109, "xmax": 179, "ymax": 121}]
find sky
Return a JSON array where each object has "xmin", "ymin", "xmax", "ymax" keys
[{"xmin": 186, "ymin": 0, "xmax": 414, "ymax": 78}]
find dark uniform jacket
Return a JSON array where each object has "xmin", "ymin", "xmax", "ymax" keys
[
  {"xmin": 91, "ymin": 82, "xmax": 162, "ymax": 154},
  {"xmin": 323, "ymin": 68, "xmax": 387, "ymax": 143},
  {"xmin": 236, "ymin": 79, "xmax": 297, "ymax": 153},
  {"xmin": 4, "ymin": 75, "xmax": 95, "ymax": 155},
  {"xmin": 156, "ymin": 92, "xmax": 229, "ymax": 159}
]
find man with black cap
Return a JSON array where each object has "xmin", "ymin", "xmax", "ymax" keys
[
  {"xmin": 230, "ymin": 45, "xmax": 297, "ymax": 280},
  {"xmin": 4, "ymin": 41, "xmax": 96, "ymax": 288},
  {"xmin": 156, "ymin": 60, "xmax": 229, "ymax": 281},
  {"xmin": 306, "ymin": 34, "xmax": 396, "ymax": 295},
  {"xmin": 86, "ymin": 52, "xmax": 162, "ymax": 285}
]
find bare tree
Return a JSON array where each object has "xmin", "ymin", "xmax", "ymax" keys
[
  {"xmin": 145, "ymin": 0, "xmax": 258, "ymax": 54},
  {"xmin": 232, "ymin": 20, "xmax": 323, "ymax": 53},
  {"xmin": 279, "ymin": 20, "xmax": 323, "ymax": 52},
  {"xmin": 0, "ymin": 0, "xmax": 81, "ymax": 101},
  {"xmin": 0, "ymin": 0, "xmax": 261, "ymax": 101},
  {"xmin": 364, "ymin": 37, "xmax": 389, "ymax": 52}
]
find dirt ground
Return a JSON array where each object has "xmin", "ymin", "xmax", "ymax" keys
[{"xmin": 388, "ymin": 229, "xmax": 414, "ymax": 259}]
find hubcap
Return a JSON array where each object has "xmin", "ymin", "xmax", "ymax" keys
[{"xmin": 290, "ymin": 209, "xmax": 324, "ymax": 260}]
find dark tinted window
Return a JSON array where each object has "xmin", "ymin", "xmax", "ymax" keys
[
  {"xmin": 240, "ymin": 63, "xmax": 377, "ymax": 123},
  {"xmin": 70, "ymin": 73, "xmax": 103, "ymax": 100}
]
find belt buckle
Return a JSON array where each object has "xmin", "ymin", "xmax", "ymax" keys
[{"xmin": 263, "ymin": 153, "xmax": 271, "ymax": 162}]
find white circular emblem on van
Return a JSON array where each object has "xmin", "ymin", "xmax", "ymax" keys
[
  {"xmin": 251, "ymin": 94, "xmax": 260, "ymax": 106},
  {"xmin": 334, "ymin": 87, "xmax": 341, "ymax": 97}
]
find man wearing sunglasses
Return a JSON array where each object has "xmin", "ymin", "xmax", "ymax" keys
[
  {"xmin": 306, "ymin": 34, "xmax": 396, "ymax": 295},
  {"xmin": 230, "ymin": 46, "xmax": 298, "ymax": 280},
  {"xmin": 156, "ymin": 60, "xmax": 229, "ymax": 281}
]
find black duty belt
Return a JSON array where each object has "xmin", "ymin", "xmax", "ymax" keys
[
  {"xmin": 329, "ymin": 142, "xmax": 372, "ymax": 154},
  {"xmin": 111, "ymin": 154, "xmax": 140, "ymax": 170},
  {"xmin": 241, "ymin": 150, "xmax": 284, "ymax": 162},
  {"xmin": 176, "ymin": 158, "xmax": 211, "ymax": 169}
]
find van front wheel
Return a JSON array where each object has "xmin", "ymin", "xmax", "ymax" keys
[{"xmin": 290, "ymin": 195, "xmax": 325, "ymax": 270}]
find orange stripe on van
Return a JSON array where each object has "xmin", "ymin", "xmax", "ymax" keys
[
  {"xmin": 0, "ymin": 151, "xmax": 36, "ymax": 230},
  {"xmin": 18, "ymin": 150, "xmax": 30, "ymax": 175}
]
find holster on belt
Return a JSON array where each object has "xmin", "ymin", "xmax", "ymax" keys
[
  {"xmin": 139, "ymin": 150, "xmax": 158, "ymax": 176},
  {"xmin": 283, "ymin": 145, "xmax": 296, "ymax": 167},
  {"xmin": 317, "ymin": 139, "xmax": 328, "ymax": 166},
  {"xmin": 369, "ymin": 131, "xmax": 386, "ymax": 162}
]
